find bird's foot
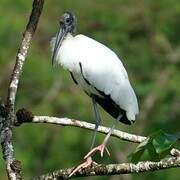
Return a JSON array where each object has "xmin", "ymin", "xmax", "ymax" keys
[
  {"xmin": 69, "ymin": 157, "xmax": 97, "ymax": 177},
  {"xmin": 69, "ymin": 144, "xmax": 110, "ymax": 177},
  {"xmin": 84, "ymin": 144, "xmax": 110, "ymax": 159}
]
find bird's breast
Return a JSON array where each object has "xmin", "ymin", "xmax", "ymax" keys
[{"xmin": 53, "ymin": 34, "xmax": 79, "ymax": 72}]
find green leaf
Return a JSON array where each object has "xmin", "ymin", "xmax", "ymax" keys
[
  {"xmin": 152, "ymin": 130, "xmax": 180, "ymax": 154},
  {"xmin": 147, "ymin": 143, "xmax": 159, "ymax": 161},
  {"xmin": 129, "ymin": 130, "xmax": 180, "ymax": 163},
  {"xmin": 128, "ymin": 137, "xmax": 150, "ymax": 163}
]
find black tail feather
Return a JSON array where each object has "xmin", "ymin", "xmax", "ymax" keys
[{"xmin": 93, "ymin": 94, "xmax": 132, "ymax": 125}]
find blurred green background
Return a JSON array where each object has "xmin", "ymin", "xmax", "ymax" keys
[{"xmin": 0, "ymin": 0, "xmax": 180, "ymax": 179}]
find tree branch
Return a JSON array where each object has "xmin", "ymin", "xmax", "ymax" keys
[
  {"xmin": 0, "ymin": 1, "xmax": 44, "ymax": 179},
  {"xmin": 33, "ymin": 156, "xmax": 180, "ymax": 179},
  {"xmin": 33, "ymin": 116, "xmax": 146, "ymax": 143},
  {"xmin": 7, "ymin": 0, "xmax": 44, "ymax": 109},
  {"xmin": 15, "ymin": 109, "xmax": 146, "ymax": 143}
]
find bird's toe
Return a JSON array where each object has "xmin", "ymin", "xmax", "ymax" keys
[{"xmin": 69, "ymin": 157, "xmax": 95, "ymax": 177}]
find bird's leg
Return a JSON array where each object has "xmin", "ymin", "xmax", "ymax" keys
[
  {"xmin": 84, "ymin": 114, "xmax": 122, "ymax": 159},
  {"xmin": 83, "ymin": 96, "xmax": 104, "ymax": 158},
  {"xmin": 69, "ymin": 96, "xmax": 101, "ymax": 177},
  {"xmin": 69, "ymin": 111, "xmax": 123, "ymax": 177},
  {"xmin": 90, "ymin": 96, "xmax": 101, "ymax": 149}
]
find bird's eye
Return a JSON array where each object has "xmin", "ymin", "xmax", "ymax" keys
[{"xmin": 66, "ymin": 18, "xmax": 71, "ymax": 24}]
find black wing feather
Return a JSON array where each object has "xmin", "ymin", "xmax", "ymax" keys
[{"xmin": 70, "ymin": 72, "xmax": 78, "ymax": 85}]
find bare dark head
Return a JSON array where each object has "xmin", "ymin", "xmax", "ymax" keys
[
  {"xmin": 60, "ymin": 12, "xmax": 76, "ymax": 33},
  {"xmin": 52, "ymin": 12, "xmax": 76, "ymax": 65}
]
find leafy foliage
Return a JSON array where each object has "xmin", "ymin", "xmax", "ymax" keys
[{"xmin": 129, "ymin": 130, "xmax": 180, "ymax": 163}]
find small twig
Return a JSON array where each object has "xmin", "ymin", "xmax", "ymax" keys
[
  {"xmin": 33, "ymin": 156, "xmax": 180, "ymax": 179},
  {"xmin": 0, "ymin": 1, "xmax": 44, "ymax": 179},
  {"xmin": 170, "ymin": 148, "xmax": 180, "ymax": 157}
]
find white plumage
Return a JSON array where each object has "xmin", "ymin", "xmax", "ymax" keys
[{"xmin": 51, "ymin": 33, "xmax": 139, "ymax": 122}]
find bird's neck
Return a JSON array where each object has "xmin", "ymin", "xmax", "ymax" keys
[{"xmin": 64, "ymin": 33, "xmax": 74, "ymax": 41}]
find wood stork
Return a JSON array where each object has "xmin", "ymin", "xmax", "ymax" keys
[{"xmin": 51, "ymin": 12, "xmax": 139, "ymax": 175}]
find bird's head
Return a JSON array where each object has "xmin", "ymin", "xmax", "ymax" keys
[
  {"xmin": 52, "ymin": 12, "xmax": 76, "ymax": 65},
  {"xmin": 60, "ymin": 12, "xmax": 76, "ymax": 34}
]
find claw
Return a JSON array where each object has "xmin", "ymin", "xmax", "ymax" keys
[
  {"xmin": 84, "ymin": 144, "xmax": 110, "ymax": 159},
  {"xmin": 69, "ymin": 157, "xmax": 96, "ymax": 177}
]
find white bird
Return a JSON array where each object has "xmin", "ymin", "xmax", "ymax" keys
[{"xmin": 51, "ymin": 12, "xmax": 139, "ymax": 175}]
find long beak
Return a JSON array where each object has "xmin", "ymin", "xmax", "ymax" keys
[{"xmin": 52, "ymin": 25, "xmax": 67, "ymax": 65}]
